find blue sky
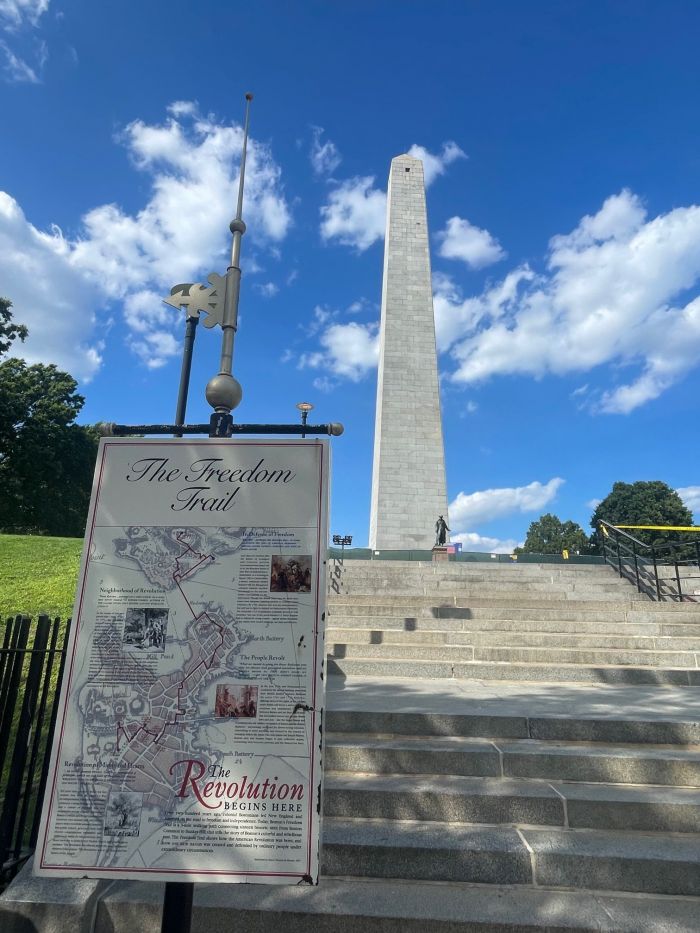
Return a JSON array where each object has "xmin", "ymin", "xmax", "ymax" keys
[{"xmin": 2, "ymin": 0, "xmax": 699, "ymax": 549}]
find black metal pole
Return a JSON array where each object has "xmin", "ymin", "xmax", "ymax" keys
[
  {"xmin": 161, "ymin": 331, "xmax": 200, "ymax": 931},
  {"xmin": 174, "ymin": 315, "xmax": 199, "ymax": 438},
  {"xmin": 162, "ymin": 880, "xmax": 193, "ymax": 933},
  {"xmin": 99, "ymin": 421, "xmax": 344, "ymax": 437}
]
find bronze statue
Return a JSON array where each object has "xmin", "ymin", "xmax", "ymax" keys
[{"xmin": 435, "ymin": 515, "xmax": 450, "ymax": 546}]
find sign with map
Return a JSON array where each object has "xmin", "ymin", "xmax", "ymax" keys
[{"xmin": 35, "ymin": 438, "xmax": 330, "ymax": 884}]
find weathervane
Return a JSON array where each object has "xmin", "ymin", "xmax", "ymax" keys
[{"xmin": 163, "ymin": 93, "xmax": 253, "ymax": 437}]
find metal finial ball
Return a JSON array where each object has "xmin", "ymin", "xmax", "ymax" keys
[
  {"xmin": 230, "ymin": 218, "xmax": 246, "ymax": 235},
  {"xmin": 206, "ymin": 373, "xmax": 243, "ymax": 411},
  {"xmin": 245, "ymin": 93, "xmax": 254, "ymax": 101}
]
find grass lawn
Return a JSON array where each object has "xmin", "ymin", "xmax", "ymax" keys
[{"xmin": 0, "ymin": 534, "xmax": 82, "ymax": 620}]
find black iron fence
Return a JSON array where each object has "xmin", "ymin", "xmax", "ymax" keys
[
  {"xmin": 599, "ymin": 521, "xmax": 700, "ymax": 601},
  {"xmin": 0, "ymin": 615, "xmax": 71, "ymax": 882}
]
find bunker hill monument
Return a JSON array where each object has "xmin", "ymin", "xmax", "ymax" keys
[{"xmin": 369, "ymin": 154, "xmax": 449, "ymax": 550}]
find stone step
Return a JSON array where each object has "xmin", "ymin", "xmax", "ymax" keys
[
  {"xmin": 335, "ymin": 572, "xmax": 636, "ymax": 590},
  {"xmin": 327, "ymin": 642, "xmax": 700, "ymax": 667},
  {"xmin": 327, "ymin": 656, "xmax": 700, "ymax": 685},
  {"xmin": 330, "ymin": 596, "xmax": 700, "ymax": 613},
  {"xmin": 322, "ymin": 817, "xmax": 700, "ymax": 896},
  {"xmin": 334, "ymin": 587, "xmax": 651, "ymax": 602},
  {"xmin": 324, "ymin": 772, "xmax": 700, "ymax": 833},
  {"xmin": 326, "ymin": 627, "xmax": 700, "ymax": 650},
  {"xmin": 330, "ymin": 603, "xmax": 700, "ymax": 623},
  {"xmin": 339, "ymin": 560, "xmax": 611, "ymax": 571},
  {"xmin": 339, "ymin": 570, "xmax": 637, "ymax": 581},
  {"xmin": 327, "ymin": 615, "xmax": 700, "ymax": 636},
  {"xmin": 44, "ymin": 873, "xmax": 700, "ymax": 933},
  {"xmin": 326, "ymin": 707, "xmax": 700, "ymax": 746},
  {"xmin": 325, "ymin": 773, "xmax": 565, "ymax": 827},
  {"xmin": 325, "ymin": 733, "xmax": 700, "ymax": 786}
]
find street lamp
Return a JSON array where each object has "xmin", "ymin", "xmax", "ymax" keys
[
  {"xmin": 332, "ymin": 534, "xmax": 353, "ymax": 556},
  {"xmin": 296, "ymin": 401, "xmax": 314, "ymax": 438}
]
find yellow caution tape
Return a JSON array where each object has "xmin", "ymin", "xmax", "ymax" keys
[{"xmin": 615, "ymin": 525, "xmax": 700, "ymax": 532}]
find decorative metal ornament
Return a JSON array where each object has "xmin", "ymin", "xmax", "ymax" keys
[{"xmin": 163, "ymin": 273, "xmax": 226, "ymax": 328}]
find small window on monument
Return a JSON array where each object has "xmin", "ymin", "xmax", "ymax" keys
[{"xmin": 405, "ymin": 167, "xmax": 410, "ymax": 172}]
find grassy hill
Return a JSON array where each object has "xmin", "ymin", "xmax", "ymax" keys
[{"xmin": 0, "ymin": 534, "xmax": 82, "ymax": 620}]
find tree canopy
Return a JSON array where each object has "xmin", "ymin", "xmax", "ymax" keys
[
  {"xmin": 0, "ymin": 299, "xmax": 98, "ymax": 537},
  {"xmin": 517, "ymin": 513, "xmax": 593, "ymax": 555},
  {"xmin": 591, "ymin": 481, "xmax": 693, "ymax": 546},
  {"xmin": 0, "ymin": 297, "xmax": 28, "ymax": 357}
]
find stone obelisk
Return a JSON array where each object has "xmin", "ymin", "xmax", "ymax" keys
[{"xmin": 369, "ymin": 154, "xmax": 448, "ymax": 550}]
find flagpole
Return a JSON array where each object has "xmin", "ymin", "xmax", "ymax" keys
[{"xmin": 205, "ymin": 93, "xmax": 252, "ymax": 436}]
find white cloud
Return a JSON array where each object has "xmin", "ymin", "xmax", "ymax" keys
[
  {"xmin": 320, "ymin": 142, "xmax": 464, "ymax": 250},
  {"xmin": 305, "ymin": 304, "xmax": 336, "ymax": 337},
  {"xmin": 0, "ymin": 0, "xmax": 48, "ymax": 29},
  {"xmin": 254, "ymin": 281, "xmax": 278, "ymax": 298},
  {"xmin": 433, "ymin": 267, "xmax": 534, "ymax": 353},
  {"xmin": 449, "ymin": 478, "xmax": 564, "ymax": 529},
  {"xmin": 0, "ymin": 103, "xmax": 291, "ymax": 375},
  {"xmin": 0, "ymin": 192, "xmax": 104, "ymax": 379},
  {"xmin": 319, "ymin": 176, "xmax": 386, "ymax": 251},
  {"xmin": 443, "ymin": 189, "xmax": 700, "ymax": 411},
  {"xmin": 312, "ymin": 375, "xmax": 336, "ymax": 392},
  {"xmin": 0, "ymin": 38, "xmax": 38, "ymax": 81},
  {"xmin": 464, "ymin": 400, "xmax": 478, "ymax": 414},
  {"xmin": 586, "ymin": 497, "xmax": 602, "ymax": 510},
  {"xmin": 310, "ymin": 126, "xmax": 341, "ymax": 176},
  {"xmin": 407, "ymin": 141, "xmax": 466, "ymax": 187},
  {"xmin": 1, "ymin": 1, "xmax": 49, "ymax": 84},
  {"xmin": 436, "ymin": 216, "xmax": 505, "ymax": 269},
  {"xmin": 678, "ymin": 486, "xmax": 700, "ymax": 514},
  {"xmin": 167, "ymin": 100, "xmax": 198, "ymax": 118},
  {"xmin": 451, "ymin": 531, "xmax": 522, "ymax": 554},
  {"xmin": 299, "ymin": 321, "xmax": 379, "ymax": 382}
]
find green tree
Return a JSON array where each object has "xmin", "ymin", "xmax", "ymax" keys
[
  {"xmin": 591, "ymin": 481, "xmax": 693, "ymax": 546},
  {"xmin": 0, "ymin": 297, "xmax": 28, "ymax": 357},
  {"xmin": 0, "ymin": 301, "xmax": 98, "ymax": 537},
  {"xmin": 517, "ymin": 513, "xmax": 593, "ymax": 555}
]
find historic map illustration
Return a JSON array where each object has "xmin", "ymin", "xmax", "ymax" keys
[{"xmin": 36, "ymin": 439, "xmax": 328, "ymax": 884}]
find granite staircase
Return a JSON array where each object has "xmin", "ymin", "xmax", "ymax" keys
[
  {"xmin": 327, "ymin": 560, "xmax": 700, "ymax": 685},
  {"xmin": 4, "ymin": 559, "xmax": 700, "ymax": 930}
]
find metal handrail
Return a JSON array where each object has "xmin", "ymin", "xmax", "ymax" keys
[
  {"xmin": 598, "ymin": 520, "xmax": 648, "ymax": 549},
  {"xmin": 598, "ymin": 520, "xmax": 700, "ymax": 602}
]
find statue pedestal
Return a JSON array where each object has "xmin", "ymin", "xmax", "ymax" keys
[{"xmin": 432, "ymin": 546, "xmax": 449, "ymax": 562}]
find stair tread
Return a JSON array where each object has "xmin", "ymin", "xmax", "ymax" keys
[
  {"xmin": 94, "ymin": 875, "xmax": 700, "ymax": 932},
  {"xmin": 325, "ymin": 732, "xmax": 700, "ymax": 761},
  {"xmin": 323, "ymin": 816, "xmax": 700, "ymax": 857},
  {"xmin": 325, "ymin": 771, "xmax": 700, "ymax": 805}
]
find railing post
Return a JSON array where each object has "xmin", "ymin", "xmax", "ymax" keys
[
  {"xmin": 633, "ymin": 542, "xmax": 641, "ymax": 593},
  {"xmin": 30, "ymin": 618, "xmax": 72, "ymax": 849},
  {"xmin": 673, "ymin": 545, "xmax": 683, "ymax": 601},
  {"xmin": 0, "ymin": 617, "xmax": 30, "ymax": 778},
  {"xmin": 616, "ymin": 535, "xmax": 622, "ymax": 577},
  {"xmin": 15, "ymin": 617, "xmax": 57, "ymax": 863},
  {"xmin": 652, "ymin": 547, "xmax": 661, "ymax": 601}
]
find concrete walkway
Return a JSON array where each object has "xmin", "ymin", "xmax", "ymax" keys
[{"xmin": 327, "ymin": 674, "xmax": 700, "ymax": 722}]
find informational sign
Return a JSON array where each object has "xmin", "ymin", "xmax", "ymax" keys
[{"xmin": 35, "ymin": 438, "xmax": 329, "ymax": 884}]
